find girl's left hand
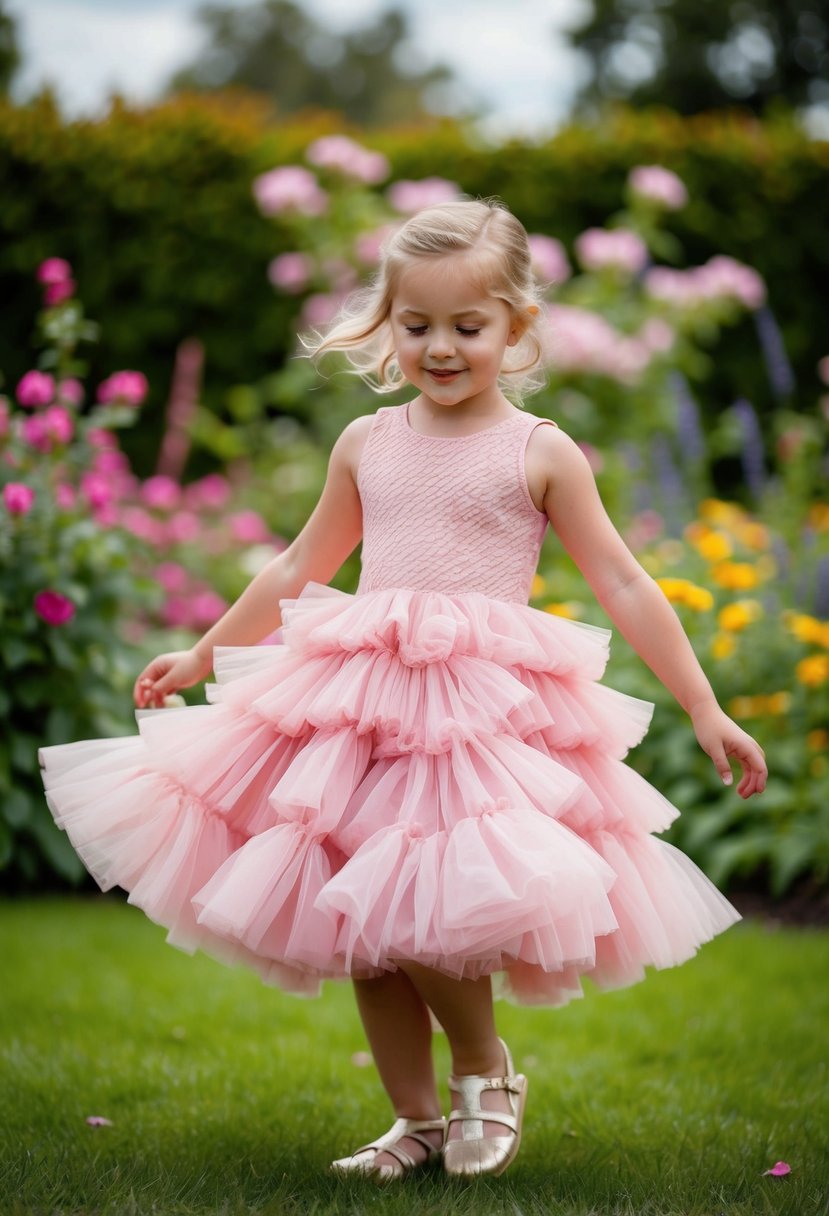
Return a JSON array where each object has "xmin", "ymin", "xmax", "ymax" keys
[{"xmin": 690, "ymin": 702, "xmax": 767, "ymax": 798}]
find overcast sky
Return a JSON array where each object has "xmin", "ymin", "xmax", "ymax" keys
[{"xmin": 9, "ymin": 0, "xmax": 593, "ymax": 139}]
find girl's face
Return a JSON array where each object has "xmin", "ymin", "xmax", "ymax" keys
[{"xmin": 389, "ymin": 253, "xmax": 520, "ymax": 413}]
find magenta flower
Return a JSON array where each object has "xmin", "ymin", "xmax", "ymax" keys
[
  {"xmin": 34, "ymin": 589, "xmax": 76, "ymax": 626},
  {"xmin": 87, "ymin": 428, "xmax": 118, "ymax": 449},
  {"xmin": 140, "ymin": 475, "xmax": 182, "ymax": 512},
  {"xmin": 37, "ymin": 257, "xmax": 72, "ymax": 285},
  {"xmin": 96, "ymin": 370, "xmax": 149, "ymax": 408},
  {"xmin": 80, "ymin": 471, "xmax": 115, "ymax": 510},
  {"xmin": 387, "ymin": 177, "xmax": 461, "ymax": 214},
  {"xmin": 762, "ymin": 1161, "xmax": 791, "ymax": 1177},
  {"xmin": 155, "ymin": 561, "xmax": 189, "ymax": 593},
  {"xmin": 57, "ymin": 378, "xmax": 85, "ymax": 406},
  {"xmin": 55, "ymin": 482, "xmax": 76, "ymax": 510},
  {"xmin": 229, "ymin": 509, "xmax": 270, "ymax": 544},
  {"xmin": 628, "ymin": 165, "xmax": 688, "ymax": 210},
  {"xmin": 184, "ymin": 472, "xmax": 231, "ymax": 511},
  {"xmin": 253, "ymin": 166, "xmax": 328, "ymax": 217},
  {"xmin": 190, "ymin": 589, "xmax": 229, "ymax": 628},
  {"xmin": 306, "ymin": 135, "xmax": 390, "ymax": 184},
  {"xmin": 161, "ymin": 596, "xmax": 193, "ymax": 629},
  {"xmin": 45, "ymin": 279, "xmax": 76, "ymax": 307},
  {"xmin": 268, "ymin": 252, "xmax": 314, "ymax": 294},
  {"xmin": 20, "ymin": 414, "xmax": 51, "ymax": 452},
  {"xmin": 527, "ymin": 234, "xmax": 571, "ymax": 286},
  {"xmin": 3, "ymin": 482, "xmax": 35, "ymax": 514},
  {"xmin": 84, "ymin": 1115, "xmax": 113, "ymax": 1128},
  {"xmin": 574, "ymin": 228, "xmax": 648, "ymax": 276},
  {"xmin": 16, "ymin": 370, "xmax": 55, "ymax": 409},
  {"xmin": 43, "ymin": 405, "xmax": 74, "ymax": 445}
]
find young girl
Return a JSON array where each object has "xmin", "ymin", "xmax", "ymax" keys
[{"xmin": 39, "ymin": 199, "xmax": 767, "ymax": 1182}]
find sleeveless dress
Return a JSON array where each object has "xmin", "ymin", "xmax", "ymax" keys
[{"xmin": 38, "ymin": 403, "xmax": 740, "ymax": 1006}]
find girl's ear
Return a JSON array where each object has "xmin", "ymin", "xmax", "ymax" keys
[{"xmin": 507, "ymin": 306, "xmax": 534, "ymax": 347}]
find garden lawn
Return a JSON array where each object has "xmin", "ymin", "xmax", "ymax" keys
[{"xmin": 0, "ymin": 896, "xmax": 826, "ymax": 1216}]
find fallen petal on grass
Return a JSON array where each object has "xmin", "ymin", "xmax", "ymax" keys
[
  {"xmin": 762, "ymin": 1161, "xmax": 791, "ymax": 1176},
  {"xmin": 85, "ymin": 1116, "xmax": 114, "ymax": 1127},
  {"xmin": 350, "ymin": 1051, "xmax": 373, "ymax": 1068}
]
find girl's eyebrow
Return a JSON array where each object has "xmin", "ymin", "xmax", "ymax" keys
[{"xmin": 397, "ymin": 307, "xmax": 489, "ymax": 319}]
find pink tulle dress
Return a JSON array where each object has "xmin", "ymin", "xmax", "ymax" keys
[{"xmin": 39, "ymin": 403, "xmax": 740, "ymax": 1006}]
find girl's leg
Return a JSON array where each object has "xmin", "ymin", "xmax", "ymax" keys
[
  {"xmin": 350, "ymin": 969, "xmax": 444, "ymax": 1167},
  {"xmin": 397, "ymin": 963, "xmax": 515, "ymax": 1143}
]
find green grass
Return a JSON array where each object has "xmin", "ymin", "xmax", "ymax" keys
[{"xmin": 1, "ymin": 897, "xmax": 827, "ymax": 1216}]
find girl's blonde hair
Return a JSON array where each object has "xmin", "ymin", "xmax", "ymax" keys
[{"xmin": 304, "ymin": 199, "xmax": 546, "ymax": 400}]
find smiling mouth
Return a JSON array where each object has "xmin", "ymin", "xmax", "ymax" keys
[{"xmin": 427, "ymin": 369, "xmax": 464, "ymax": 380}]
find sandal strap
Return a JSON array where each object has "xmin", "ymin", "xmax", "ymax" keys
[
  {"xmin": 448, "ymin": 1107, "xmax": 518, "ymax": 1136},
  {"xmin": 351, "ymin": 1115, "xmax": 445, "ymax": 1157}
]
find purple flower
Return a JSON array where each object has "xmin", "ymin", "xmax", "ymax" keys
[
  {"xmin": 16, "ymin": 370, "xmax": 55, "ymax": 409},
  {"xmin": 253, "ymin": 166, "xmax": 328, "ymax": 217},
  {"xmin": 753, "ymin": 305, "xmax": 795, "ymax": 399},
  {"xmin": 628, "ymin": 165, "xmax": 688, "ymax": 210},
  {"xmin": 37, "ymin": 257, "xmax": 72, "ymax": 285},
  {"xmin": 3, "ymin": 482, "xmax": 35, "ymax": 514},
  {"xmin": 96, "ymin": 371, "xmax": 148, "ymax": 408},
  {"xmin": 34, "ymin": 589, "xmax": 76, "ymax": 626},
  {"xmin": 732, "ymin": 398, "xmax": 766, "ymax": 499}
]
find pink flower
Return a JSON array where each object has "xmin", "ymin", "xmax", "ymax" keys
[
  {"xmin": 321, "ymin": 258, "xmax": 358, "ymax": 293},
  {"xmin": 253, "ymin": 166, "xmax": 328, "ymax": 217},
  {"xmin": 3, "ymin": 482, "xmax": 35, "ymax": 514},
  {"xmin": 55, "ymin": 482, "xmax": 76, "ymax": 510},
  {"xmin": 80, "ymin": 471, "xmax": 115, "ymax": 510},
  {"xmin": 762, "ymin": 1162, "xmax": 791, "ymax": 1177},
  {"xmin": 639, "ymin": 317, "xmax": 676, "ymax": 352},
  {"xmin": 184, "ymin": 473, "xmax": 232, "ymax": 511},
  {"xmin": 93, "ymin": 502, "xmax": 119, "ymax": 528},
  {"xmin": 190, "ymin": 590, "xmax": 229, "ymax": 628},
  {"xmin": 545, "ymin": 304, "xmax": 652, "ymax": 385},
  {"xmin": 140, "ymin": 475, "xmax": 181, "ymax": 512},
  {"xmin": 387, "ymin": 177, "xmax": 461, "ymax": 214},
  {"xmin": 87, "ymin": 428, "xmax": 118, "ymax": 449},
  {"xmin": 166, "ymin": 510, "xmax": 201, "ymax": 543},
  {"xmin": 20, "ymin": 414, "xmax": 50, "ymax": 452},
  {"xmin": 628, "ymin": 165, "xmax": 688, "ymax": 210},
  {"xmin": 37, "ymin": 257, "xmax": 72, "ymax": 285},
  {"xmin": 84, "ymin": 1116, "xmax": 114, "ymax": 1128},
  {"xmin": 527, "ymin": 235, "xmax": 570, "ymax": 286},
  {"xmin": 306, "ymin": 135, "xmax": 390, "ymax": 184},
  {"xmin": 577, "ymin": 442, "xmax": 604, "ymax": 474},
  {"xmin": 644, "ymin": 257, "xmax": 766, "ymax": 311},
  {"xmin": 354, "ymin": 223, "xmax": 398, "ymax": 265},
  {"xmin": 34, "ymin": 589, "xmax": 76, "ymax": 626},
  {"xmin": 96, "ymin": 371, "xmax": 149, "ymax": 408},
  {"xmin": 229, "ymin": 509, "xmax": 270, "ymax": 544},
  {"xmin": 16, "ymin": 370, "xmax": 55, "ymax": 408},
  {"xmin": 43, "ymin": 405, "xmax": 74, "ymax": 445},
  {"xmin": 57, "ymin": 378, "xmax": 84, "ymax": 406},
  {"xmin": 267, "ymin": 252, "xmax": 314, "ymax": 294},
  {"xmin": 0, "ymin": 398, "xmax": 10, "ymax": 438},
  {"xmin": 161, "ymin": 596, "xmax": 193, "ymax": 629},
  {"xmin": 575, "ymin": 228, "xmax": 648, "ymax": 276},
  {"xmin": 154, "ymin": 561, "xmax": 189, "ymax": 593},
  {"xmin": 120, "ymin": 505, "xmax": 165, "ymax": 544},
  {"xmin": 301, "ymin": 292, "xmax": 345, "ymax": 329},
  {"xmin": 93, "ymin": 448, "xmax": 130, "ymax": 477},
  {"xmin": 45, "ymin": 279, "xmax": 76, "ymax": 307}
]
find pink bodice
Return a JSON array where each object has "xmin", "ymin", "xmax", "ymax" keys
[{"xmin": 356, "ymin": 402, "xmax": 552, "ymax": 603}]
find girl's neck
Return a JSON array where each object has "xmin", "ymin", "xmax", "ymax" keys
[{"xmin": 407, "ymin": 392, "xmax": 517, "ymax": 437}]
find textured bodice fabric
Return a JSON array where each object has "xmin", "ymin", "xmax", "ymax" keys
[{"xmin": 357, "ymin": 404, "xmax": 550, "ymax": 602}]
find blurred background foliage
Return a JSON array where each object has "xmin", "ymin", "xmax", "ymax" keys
[{"xmin": 1, "ymin": 0, "xmax": 827, "ymax": 898}]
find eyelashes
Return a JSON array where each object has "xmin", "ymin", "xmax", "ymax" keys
[{"xmin": 404, "ymin": 326, "xmax": 481, "ymax": 337}]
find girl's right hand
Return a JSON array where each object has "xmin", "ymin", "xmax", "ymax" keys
[{"xmin": 133, "ymin": 648, "xmax": 212, "ymax": 709}]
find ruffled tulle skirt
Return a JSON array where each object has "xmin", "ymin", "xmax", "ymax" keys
[{"xmin": 38, "ymin": 582, "xmax": 739, "ymax": 1006}]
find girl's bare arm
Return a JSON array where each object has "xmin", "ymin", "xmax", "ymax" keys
[
  {"xmin": 134, "ymin": 415, "xmax": 371, "ymax": 706},
  {"xmin": 532, "ymin": 426, "xmax": 767, "ymax": 797}
]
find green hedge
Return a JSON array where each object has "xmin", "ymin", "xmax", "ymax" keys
[{"xmin": 2, "ymin": 95, "xmax": 827, "ymax": 477}]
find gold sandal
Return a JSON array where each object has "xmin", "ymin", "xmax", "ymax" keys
[
  {"xmin": 330, "ymin": 1115, "xmax": 446, "ymax": 1182},
  {"xmin": 443, "ymin": 1038, "xmax": 528, "ymax": 1177}
]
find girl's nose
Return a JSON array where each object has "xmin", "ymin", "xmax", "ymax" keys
[{"xmin": 428, "ymin": 330, "xmax": 456, "ymax": 358}]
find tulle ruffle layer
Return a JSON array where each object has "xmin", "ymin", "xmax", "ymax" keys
[{"xmin": 39, "ymin": 582, "xmax": 740, "ymax": 1006}]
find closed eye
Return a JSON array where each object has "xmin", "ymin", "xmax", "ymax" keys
[
  {"xmin": 456, "ymin": 327, "xmax": 480, "ymax": 337},
  {"xmin": 405, "ymin": 325, "xmax": 427, "ymax": 335}
]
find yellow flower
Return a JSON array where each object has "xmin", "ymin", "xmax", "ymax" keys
[
  {"xmin": 728, "ymin": 695, "xmax": 759, "ymax": 718},
  {"xmin": 694, "ymin": 530, "xmax": 733, "ymax": 562},
  {"xmin": 807, "ymin": 503, "xmax": 829, "ymax": 532},
  {"xmin": 796, "ymin": 654, "xmax": 829, "ymax": 687},
  {"xmin": 711, "ymin": 561, "xmax": 761, "ymax": 590},
  {"xmin": 764, "ymin": 691, "xmax": 792, "ymax": 715},
  {"xmin": 544, "ymin": 601, "xmax": 582, "ymax": 619},
  {"xmin": 807, "ymin": 729, "xmax": 829, "ymax": 751},
  {"xmin": 699, "ymin": 499, "xmax": 746, "ymax": 527},
  {"xmin": 530, "ymin": 573, "xmax": 547, "ymax": 598},
  {"xmin": 734, "ymin": 521, "xmax": 771, "ymax": 551},
  {"xmin": 711, "ymin": 633, "xmax": 737, "ymax": 659},
  {"xmin": 785, "ymin": 612, "xmax": 829, "ymax": 647},
  {"xmin": 656, "ymin": 577, "xmax": 713, "ymax": 611},
  {"xmin": 717, "ymin": 600, "xmax": 763, "ymax": 632}
]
